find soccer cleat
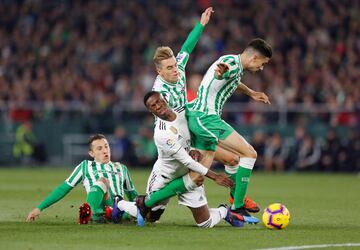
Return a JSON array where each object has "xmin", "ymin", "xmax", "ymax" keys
[
  {"xmin": 135, "ymin": 195, "xmax": 149, "ymax": 227},
  {"xmin": 111, "ymin": 195, "xmax": 124, "ymax": 224},
  {"xmin": 104, "ymin": 206, "xmax": 112, "ymax": 221},
  {"xmin": 78, "ymin": 202, "xmax": 92, "ymax": 224},
  {"xmin": 231, "ymin": 206, "xmax": 259, "ymax": 224},
  {"xmin": 219, "ymin": 204, "xmax": 244, "ymax": 228},
  {"xmin": 229, "ymin": 194, "xmax": 260, "ymax": 213},
  {"xmin": 244, "ymin": 197, "xmax": 260, "ymax": 213}
]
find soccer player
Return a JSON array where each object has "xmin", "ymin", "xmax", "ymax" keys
[
  {"xmin": 187, "ymin": 38, "xmax": 272, "ymax": 223},
  {"xmin": 151, "ymin": 6, "xmax": 259, "ymax": 214},
  {"xmin": 26, "ymin": 134, "xmax": 137, "ymax": 224},
  {"xmin": 116, "ymin": 91, "xmax": 241, "ymax": 228}
]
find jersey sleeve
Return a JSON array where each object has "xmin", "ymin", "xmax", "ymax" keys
[
  {"xmin": 178, "ymin": 22, "xmax": 204, "ymax": 69},
  {"xmin": 219, "ymin": 56, "xmax": 240, "ymax": 79},
  {"xmin": 121, "ymin": 164, "xmax": 138, "ymax": 202},
  {"xmin": 154, "ymin": 132, "xmax": 208, "ymax": 176},
  {"xmin": 65, "ymin": 160, "xmax": 85, "ymax": 187},
  {"xmin": 37, "ymin": 182, "xmax": 73, "ymax": 211}
]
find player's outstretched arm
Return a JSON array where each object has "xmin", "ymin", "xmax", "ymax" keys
[
  {"xmin": 26, "ymin": 208, "xmax": 41, "ymax": 222},
  {"xmin": 178, "ymin": 7, "xmax": 214, "ymax": 67},
  {"xmin": 200, "ymin": 7, "xmax": 214, "ymax": 26},
  {"xmin": 237, "ymin": 82, "xmax": 271, "ymax": 104}
]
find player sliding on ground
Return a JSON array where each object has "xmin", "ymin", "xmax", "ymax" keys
[
  {"xmin": 114, "ymin": 91, "xmax": 242, "ymax": 228},
  {"xmin": 187, "ymin": 38, "xmax": 272, "ymax": 224},
  {"xmin": 26, "ymin": 134, "xmax": 137, "ymax": 224}
]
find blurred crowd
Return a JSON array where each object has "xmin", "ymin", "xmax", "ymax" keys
[
  {"xmin": 0, "ymin": 0, "xmax": 358, "ymax": 124},
  {"xmin": 111, "ymin": 124, "xmax": 359, "ymax": 172},
  {"xmin": 0, "ymin": 0, "xmax": 359, "ymax": 170}
]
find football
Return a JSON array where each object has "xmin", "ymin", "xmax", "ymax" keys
[{"xmin": 262, "ymin": 203, "xmax": 290, "ymax": 229}]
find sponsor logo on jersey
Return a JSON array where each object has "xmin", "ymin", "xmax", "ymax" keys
[
  {"xmin": 170, "ymin": 126, "xmax": 178, "ymax": 134},
  {"xmin": 176, "ymin": 52, "xmax": 185, "ymax": 62}
]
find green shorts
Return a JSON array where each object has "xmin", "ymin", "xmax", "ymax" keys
[{"xmin": 186, "ymin": 110, "xmax": 234, "ymax": 151}]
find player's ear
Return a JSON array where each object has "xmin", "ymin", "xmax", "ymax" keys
[{"xmin": 88, "ymin": 150, "xmax": 94, "ymax": 158}]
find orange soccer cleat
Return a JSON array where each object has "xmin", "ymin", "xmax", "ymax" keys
[{"xmin": 229, "ymin": 195, "xmax": 260, "ymax": 213}]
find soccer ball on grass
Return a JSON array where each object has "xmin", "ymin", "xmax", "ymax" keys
[{"xmin": 262, "ymin": 203, "xmax": 290, "ymax": 229}]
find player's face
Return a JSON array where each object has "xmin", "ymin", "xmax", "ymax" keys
[
  {"xmin": 89, "ymin": 139, "xmax": 111, "ymax": 164},
  {"xmin": 157, "ymin": 56, "xmax": 179, "ymax": 83},
  {"xmin": 146, "ymin": 94, "xmax": 172, "ymax": 119},
  {"xmin": 247, "ymin": 55, "xmax": 270, "ymax": 72}
]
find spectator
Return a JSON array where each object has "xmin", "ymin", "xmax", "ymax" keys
[
  {"xmin": 264, "ymin": 132, "xmax": 289, "ymax": 172},
  {"xmin": 295, "ymin": 135, "xmax": 321, "ymax": 171}
]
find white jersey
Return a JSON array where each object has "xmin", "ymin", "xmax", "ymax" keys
[{"xmin": 151, "ymin": 114, "xmax": 208, "ymax": 181}]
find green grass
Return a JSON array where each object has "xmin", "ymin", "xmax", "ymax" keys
[{"xmin": 0, "ymin": 168, "xmax": 359, "ymax": 250}]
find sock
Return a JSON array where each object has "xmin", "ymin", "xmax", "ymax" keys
[
  {"xmin": 145, "ymin": 174, "xmax": 196, "ymax": 208},
  {"xmin": 86, "ymin": 185, "xmax": 105, "ymax": 217},
  {"xmin": 224, "ymin": 165, "xmax": 238, "ymax": 199},
  {"xmin": 197, "ymin": 207, "xmax": 227, "ymax": 228},
  {"xmin": 118, "ymin": 200, "xmax": 138, "ymax": 218},
  {"xmin": 232, "ymin": 158, "xmax": 256, "ymax": 210}
]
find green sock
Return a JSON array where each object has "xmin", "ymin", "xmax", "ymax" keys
[
  {"xmin": 233, "ymin": 166, "xmax": 252, "ymax": 209},
  {"xmin": 224, "ymin": 169, "xmax": 236, "ymax": 198},
  {"xmin": 86, "ymin": 185, "xmax": 105, "ymax": 216},
  {"xmin": 145, "ymin": 177, "xmax": 187, "ymax": 208}
]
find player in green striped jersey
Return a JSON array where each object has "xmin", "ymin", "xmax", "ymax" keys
[
  {"xmin": 26, "ymin": 134, "xmax": 138, "ymax": 224},
  {"xmin": 187, "ymin": 38, "xmax": 272, "ymax": 223},
  {"xmin": 152, "ymin": 7, "xmax": 213, "ymax": 111}
]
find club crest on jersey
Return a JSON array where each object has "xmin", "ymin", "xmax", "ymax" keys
[
  {"xmin": 166, "ymin": 139, "xmax": 175, "ymax": 147},
  {"xmin": 170, "ymin": 126, "xmax": 178, "ymax": 134}
]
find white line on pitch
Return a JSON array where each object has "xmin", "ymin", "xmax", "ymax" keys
[{"xmin": 256, "ymin": 242, "xmax": 360, "ymax": 250}]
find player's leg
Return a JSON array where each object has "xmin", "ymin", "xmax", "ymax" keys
[
  {"xmin": 217, "ymin": 131, "xmax": 259, "ymax": 220},
  {"xmin": 179, "ymin": 186, "xmax": 242, "ymax": 228},
  {"xmin": 143, "ymin": 169, "xmax": 200, "ymax": 209},
  {"xmin": 80, "ymin": 177, "xmax": 109, "ymax": 223}
]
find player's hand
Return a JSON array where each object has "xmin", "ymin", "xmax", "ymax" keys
[
  {"xmin": 215, "ymin": 63, "xmax": 229, "ymax": 78},
  {"xmin": 26, "ymin": 208, "xmax": 41, "ymax": 222},
  {"xmin": 251, "ymin": 91, "xmax": 271, "ymax": 104},
  {"xmin": 189, "ymin": 150, "xmax": 203, "ymax": 162},
  {"xmin": 200, "ymin": 7, "xmax": 214, "ymax": 26},
  {"xmin": 214, "ymin": 173, "xmax": 234, "ymax": 188}
]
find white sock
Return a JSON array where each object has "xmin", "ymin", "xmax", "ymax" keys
[
  {"xmin": 117, "ymin": 200, "xmax": 138, "ymax": 218},
  {"xmin": 197, "ymin": 207, "xmax": 227, "ymax": 228}
]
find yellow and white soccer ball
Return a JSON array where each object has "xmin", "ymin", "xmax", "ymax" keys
[{"xmin": 262, "ymin": 203, "xmax": 290, "ymax": 229}]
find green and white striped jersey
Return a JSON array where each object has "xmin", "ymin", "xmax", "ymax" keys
[
  {"xmin": 65, "ymin": 160, "xmax": 137, "ymax": 200},
  {"xmin": 152, "ymin": 22, "xmax": 204, "ymax": 110},
  {"xmin": 190, "ymin": 54, "xmax": 244, "ymax": 116},
  {"xmin": 152, "ymin": 51, "xmax": 189, "ymax": 110}
]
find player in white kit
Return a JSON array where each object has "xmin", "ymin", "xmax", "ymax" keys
[{"xmin": 115, "ymin": 91, "xmax": 243, "ymax": 228}]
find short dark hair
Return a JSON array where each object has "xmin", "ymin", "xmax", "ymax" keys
[
  {"xmin": 143, "ymin": 91, "xmax": 160, "ymax": 107},
  {"xmin": 88, "ymin": 134, "xmax": 106, "ymax": 150},
  {"xmin": 246, "ymin": 38, "xmax": 272, "ymax": 58}
]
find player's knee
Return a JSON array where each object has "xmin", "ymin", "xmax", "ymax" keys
[
  {"xmin": 227, "ymin": 155, "xmax": 240, "ymax": 166},
  {"xmin": 245, "ymin": 146, "xmax": 257, "ymax": 159},
  {"xmin": 97, "ymin": 177, "xmax": 109, "ymax": 192}
]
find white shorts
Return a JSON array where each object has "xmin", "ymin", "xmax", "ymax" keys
[{"xmin": 146, "ymin": 169, "xmax": 208, "ymax": 210}]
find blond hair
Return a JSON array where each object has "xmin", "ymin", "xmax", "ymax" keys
[{"xmin": 153, "ymin": 46, "xmax": 174, "ymax": 68}]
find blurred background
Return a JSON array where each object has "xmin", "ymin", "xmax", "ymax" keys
[{"xmin": 0, "ymin": 0, "xmax": 358, "ymax": 172}]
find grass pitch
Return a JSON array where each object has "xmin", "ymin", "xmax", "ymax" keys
[{"xmin": 0, "ymin": 168, "xmax": 359, "ymax": 250}]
